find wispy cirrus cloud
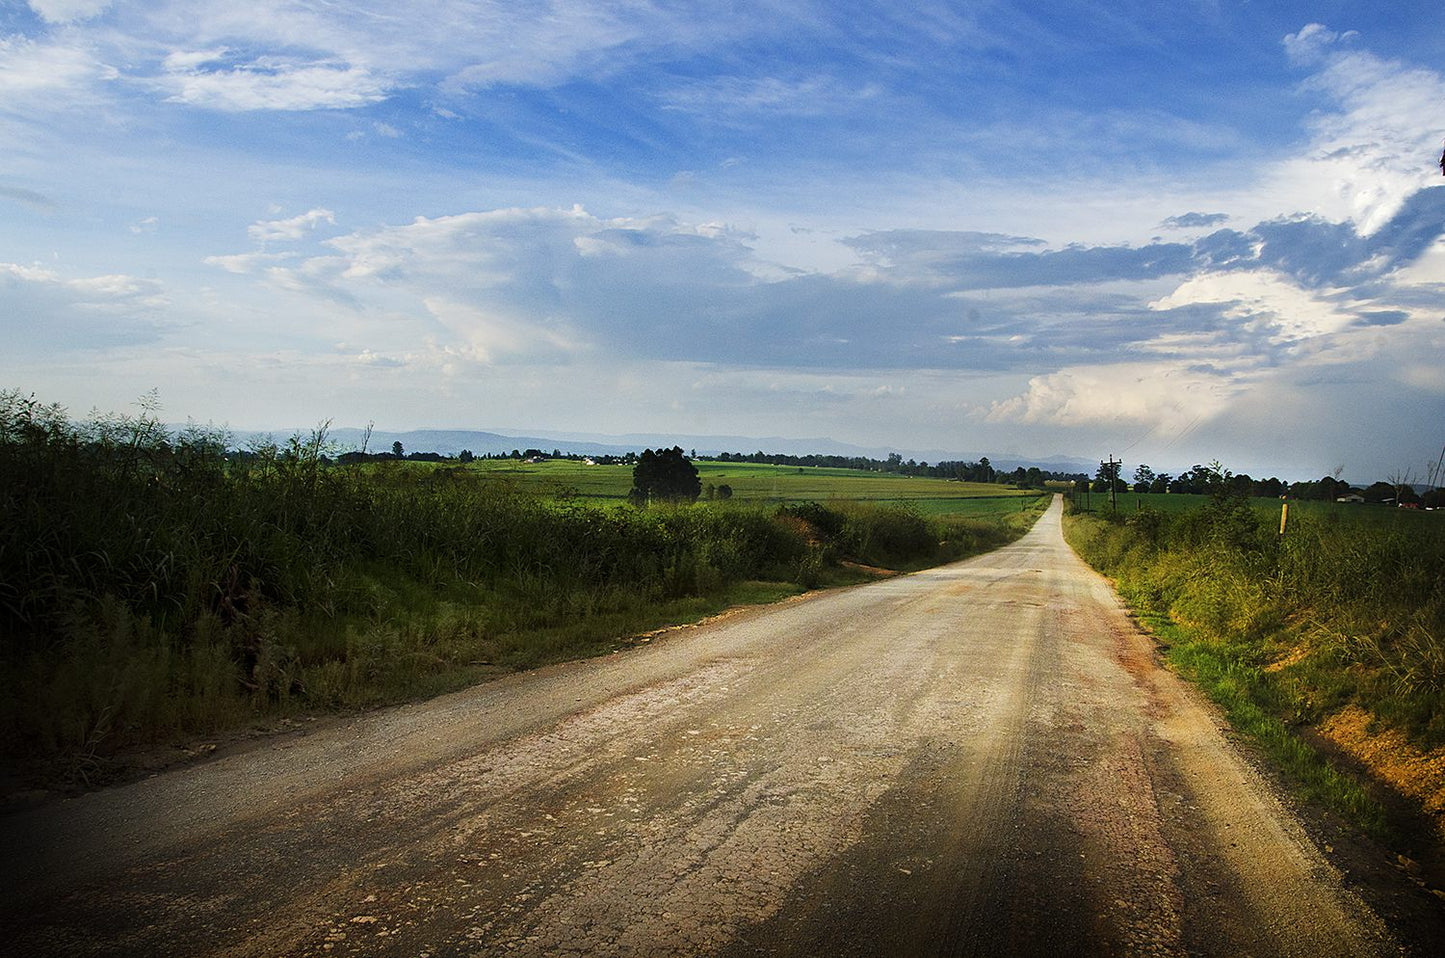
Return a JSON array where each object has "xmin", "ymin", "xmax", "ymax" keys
[
  {"xmin": 155, "ymin": 50, "xmax": 391, "ymax": 112},
  {"xmin": 658, "ymin": 74, "xmax": 883, "ymax": 119},
  {"xmin": 0, "ymin": 185, "xmax": 57, "ymax": 212},
  {"xmin": 0, "ymin": 36, "xmax": 115, "ymax": 101},
  {"xmin": 25, "ymin": 0, "xmax": 112, "ymax": 25}
]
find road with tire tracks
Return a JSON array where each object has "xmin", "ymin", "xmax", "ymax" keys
[{"xmin": 0, "ymin": 496, "xmax": 1420, "ymax": 955}]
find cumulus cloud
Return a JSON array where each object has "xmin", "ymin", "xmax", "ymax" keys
[
  {"xmin": 1270, "ymin": 24, "xmax": 1445, "ymax": 235},
  {"xmin": 193, "ymin": 187, "xmax": 1442, "ymax": 395},
  {"xmin": 985, "ymin": 362, "xmax": 1240, "ymax": 430},
  {"xmin": 246, "ymin": 208, "xmax": 338, "ymax": 244},
  {"xmin": 1150, "ymin": 269, "xmax": 1357, "ymax": 345}
]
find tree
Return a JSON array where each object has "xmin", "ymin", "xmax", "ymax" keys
[
  {"xmin": 1133, "ymin": 464, "xmax": 1155, "ymax": 493},
  {"xmin": 1363, "ymin": 481, "xmax": 1397, "ymax": 503},
  {"xmin": 1388, "ymin": 467, "xmax": 1418, "ymax": 507},
  {"xmin": 630, "ymin": 446, "xmax": 701, "ymax": 504},
  {"xmin": 391, "ymin": 440, "xmax": 404, "ymax": 458},
  {"xmin": 1094, "ymin": 459, "xmax": 1125, "ymax": 495},
  {"xmin": 458, "ymin": 449, "xmax": 474, "ymax": 463}
]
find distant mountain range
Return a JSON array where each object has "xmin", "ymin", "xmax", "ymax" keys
[{"xmin": 227, "ymin": 424, "xmax": 1097, "ymax": 475}]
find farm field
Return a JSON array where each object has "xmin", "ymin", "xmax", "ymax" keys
[{"xmin": 427, "ymin": 457, "xmax": 1041, "ymax": 515}]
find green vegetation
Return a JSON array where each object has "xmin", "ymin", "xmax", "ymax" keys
[
  {"xmin": 1065, "ymin": 468, "xmax": 1445, "ymax": 837},
  {"xmin": 629, "ymin": 446, "xmax": 701, "ymax": 505},
  {"xmin": 433, "ymin": 456, "xmax": 1040, "ymax": 512},
  {"xmin": 0, "ymin": 391, "xmax": 1046, "ymax": 786}
]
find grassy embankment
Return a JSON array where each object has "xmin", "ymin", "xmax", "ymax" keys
[
  {"xmin": 0, "ymin": 392, "xmax": 1046, "ymax": 786},
  {"xmin": 1064, "ymin": 484, "xmax": 1445, "ymax": 841}
]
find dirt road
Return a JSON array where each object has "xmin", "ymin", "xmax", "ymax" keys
[{"xmin": 0, "ymin": 497, "xmax": 1426, "ymax": 955}]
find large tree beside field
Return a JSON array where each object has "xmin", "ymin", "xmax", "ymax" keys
[{"xmin": 630, "ymin": 446, "xmax": 701, "ymax": 505}]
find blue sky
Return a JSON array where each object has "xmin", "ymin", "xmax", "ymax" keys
[{"xmin": 3, "ymin": 1, "xmax": 1443, "ymax": 481}]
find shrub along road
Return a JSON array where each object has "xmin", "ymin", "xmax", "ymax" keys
[{"xmin": 1, "ymin": 497, "xmax": 1434, "ymax": 955}]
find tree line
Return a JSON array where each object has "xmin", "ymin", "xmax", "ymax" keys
[
  {"xmin": 712, "ymin": 451, "xmax": 1082, "ymax": 489},
  {"xmin": 1087, "ymin": 460, "xmax": 1444, "ymax": 507}
]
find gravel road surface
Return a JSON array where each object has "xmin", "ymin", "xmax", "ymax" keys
[{"xmin": 0, "ymin": 496, "xmax": 1420, "ymax": 955}]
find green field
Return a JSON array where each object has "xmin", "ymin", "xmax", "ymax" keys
[
  {"xmin": 419, "ymin": 457, "xmax": 1041, "ymax": 515},
  {"xmin": 1074, "ymin": 490, "xmax": 1443, "ymax": 532}
]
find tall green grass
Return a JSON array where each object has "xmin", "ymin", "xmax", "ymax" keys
[
  {"xmin": 1065, "ymin": 478, "xmax": 1445, "ymax": 836},
  {"xmin": 0, "ymin": 391, "xmax": 1041, "ymax": 784}
]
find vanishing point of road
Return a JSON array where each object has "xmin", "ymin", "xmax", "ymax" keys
[{"xmin": 0, "ymin": 497, "xmax": 1423, "ymax": 955}]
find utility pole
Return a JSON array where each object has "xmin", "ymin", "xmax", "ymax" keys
[{"xmin": 1102, "ymin": 455, "xmax": 1120, "ymax": 512}]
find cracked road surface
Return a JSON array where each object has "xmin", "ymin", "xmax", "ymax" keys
[{"xmin": 0, "ymin": 497, "xmax": 1409, "ymax": 955}]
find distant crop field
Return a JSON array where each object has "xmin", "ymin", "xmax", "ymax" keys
[{"xmin": 433, "ymin": 458, "xmax": 1042, "ymax": 515}]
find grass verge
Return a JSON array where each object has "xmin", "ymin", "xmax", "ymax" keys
[{"xmin": 1063, "ymin": 479, "xmax": 1445, "ymax": 844}]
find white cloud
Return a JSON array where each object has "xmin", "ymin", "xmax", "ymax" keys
[
  {"xmin": 985, "ymin": 362, "xmax": 1239, "ymax": 430},
  {"xmin": 157, "ymin": 51, "xmax": 391, "ymax": 112},
  {"xmin": 1, "ymin": 262, "xmax": 166, "ymax": 310},
  {"xmin": 26, "ymin": 0, "xmax": 112, "ymax": 24},
  {"xmin": 68, "ymin": 272, "xmax": 168, "ymax": 307},
  {"xmin": 202, "ymin": 251, "xmax": 291, "ymax": 274},
  {"xmin": 130, "ymin": 0, "xmax": 709, "ymax": 96},
  {"xmin": 1266, "ymin": 26, "xmax": 1445, "ymax": 235},
  {"xmin": 422, "ymin": 297, "xmax": 582, "ymax": 365},
  {"xmin": 659, "ymin": 75, "xmax": 881, "ymax": 118},
  {"xmin": 1281, "ymin": 24, "xmax": 1356, "ymax": 66},
  {"xmin": 1150, "ymin": 269, "xmax": 1357, "ymax": 344},
  {"xmin": 0, "ymin": 261, "xmax": 169, "ymax": 352},
  {"xmin": 0, "ymin": 36, "xmax": 115, "ymax": 99},
  {"xmin": 246, "ymin": 208, "xmax": 337, "ymax": 244}
]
